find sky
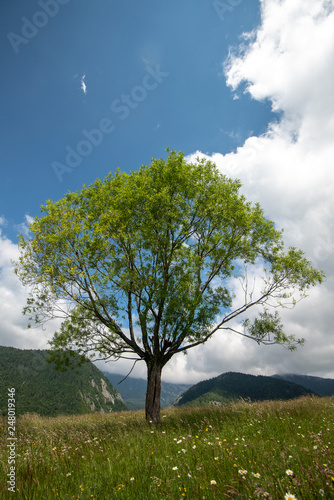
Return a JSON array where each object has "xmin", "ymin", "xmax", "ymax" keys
[{"xmin": 0, "ymin": 0, "xmax": 333, "ymax": 385}]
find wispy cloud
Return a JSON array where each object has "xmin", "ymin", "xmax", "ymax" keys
[
  {"xmin": 15, "ymin": 214, "xmax": 34, "ymax": 238},
  {"xmin": 81, "ymin": 74, "xmax": 87, "ymax": 95},
  {"xmin": 0, "ymin": 216, "xmax": 7, "ymax": 227}
]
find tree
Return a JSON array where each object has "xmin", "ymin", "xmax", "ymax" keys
[{"xmin": 15, "ymin": 150, "xmax": 324, "ymax": 424}]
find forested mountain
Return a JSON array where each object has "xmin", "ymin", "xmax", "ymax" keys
[
  {"xmin": 0, "ymin": 346, "xmax": 127, "ymax": 416},
  {"xmin": 104, "ymin": 372, "xmax": 191, "ymax": 410},
  {"xmin": 3, "ymin": 345, "xmax": 329, "ymax": 417},
  {"xmin": 273, "ymin": 374, "xmax": 334, "ymax": 396},
  {"xmin": 174, "ymin": 372, "xmax": 316, "ymax": 407}
]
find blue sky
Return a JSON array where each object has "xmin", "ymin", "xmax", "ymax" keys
[
  {"xmin": 1, "ymin": 0, "xmax": 334, "ymax": 383},
  {"xmin": 1, "ymin": 0, "xmax": 272, "ymax": 236}
]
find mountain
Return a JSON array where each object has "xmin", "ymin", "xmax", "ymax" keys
[
  {"xmin": 273, "ymin": 374, "xmax": 334, "ymax": 396},
  {"xmin": 104, "ymin": 372, "xmax": 191, "ymax": 410},
  {"xmin": 0, "ymin": 346, "xmax": 127, "ymax": 416},
  {"xmin": 174, "ymin": 371, "xmax": 317, "ymax": 407}
]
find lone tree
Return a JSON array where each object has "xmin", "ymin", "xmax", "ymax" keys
[{"xmin": 15, "ymin": 150, "xmax": 324, "ymax": 423}]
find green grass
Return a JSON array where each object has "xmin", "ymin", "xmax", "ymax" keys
[{"xmin": 1, "ymin": 396, "xmax": 333, "ymax": 499}]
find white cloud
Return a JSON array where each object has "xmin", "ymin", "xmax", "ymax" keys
[
  {"xmin": 81, "ymin": 74, "xmax": 87, "ymax": 95},
  {"xmin": 0, "ymin": 216, "xmax": 7, "ymax": 227},
  {"xmin": 225, "ymin": 0, "xmax": 334, "ymax": 120},
  {"xmin": 181, "ymin": 0, "xmax": 334, "ymax": 382},
  {"xmin": 0, "ymin": 230, "xmax": 58, "ymax": 350},
  {"xmin": 15, "ymin": 214, "xmax": 34, "ymax": 238}
]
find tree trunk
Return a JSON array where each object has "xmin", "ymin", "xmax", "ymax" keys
[{"xmin": 145, "ymin": 360, "xmax": 162, "ymax": 425}]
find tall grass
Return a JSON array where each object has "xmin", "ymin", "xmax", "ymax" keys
[{"xmin": 1, "ymin": 396, "xmax": 333, "ymax": 499}]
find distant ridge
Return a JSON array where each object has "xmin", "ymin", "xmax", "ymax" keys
[
  {"xmin": 104, "ymin": 372, "xmax": 191, "ymax": 410},
  {"xmin": 273, "ymin": 374, "xmax": 334, "ymax": 396},
  {"xmin": 174, "ymin": 371, "xmax": 316, "ymax": 407},
  {"xmin": 0, "ymin": 346, "xmax": 127, "ymax": 416}
]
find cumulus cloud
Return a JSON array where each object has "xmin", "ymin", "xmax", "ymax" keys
[
  {"xmin": 0, "ymin": 228, "xmax": 58, "ymax": 350},
  {"xmin": 179, "ymin": 0, "xmax": 334, "ymax": 382}
]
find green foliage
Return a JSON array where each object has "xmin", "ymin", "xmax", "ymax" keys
[
  {"xmin": 243, "ymin": 310, "xmax": 305, "ymax": 350},
  {"xmin": 15, "ymin": 151, "xmax": 324, "ymax": 361},
  {"xmin": 0, "ymin": 346, "xmax": 126, "ymax": 416},
  {"xmin": 1, "ymin": 397, "xmax": 333, "ymax": 498},
  {"xmin": 14, "ymin": 150, "xmax": 325, "ymax": 422}
]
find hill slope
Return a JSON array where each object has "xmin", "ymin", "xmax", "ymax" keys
[
  {"xmin": 104, "ymin": 372, "xmax": 191, "ymax": 410},
  {"xmin": 273, "ymin": 373, "xmax": 334, "ymax": 396},
  {"xmin": 174, "ymin": 371, "xmax": 316, "ymax": 407},
  {"xmin": 0, "ymin": 346, "xmax": 127, "ymax": 416}
]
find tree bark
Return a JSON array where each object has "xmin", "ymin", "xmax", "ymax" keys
[{"xmin": 145, "ymin": 360, "xmax": 162, "ymax": 424}]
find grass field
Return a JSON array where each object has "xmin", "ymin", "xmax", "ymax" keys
[{"xmin": 1, "ymin": 396, "xmax": 333, "ymax": 499}]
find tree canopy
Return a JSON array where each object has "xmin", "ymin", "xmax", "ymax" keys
[{"xmin": 15, "ymin": 150, "xmax": 324, "ymax": 423}]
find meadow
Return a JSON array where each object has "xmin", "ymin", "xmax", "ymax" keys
[{"xmin": 0, "ymin": 396, "xmax": 333, "ymax": 499}]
